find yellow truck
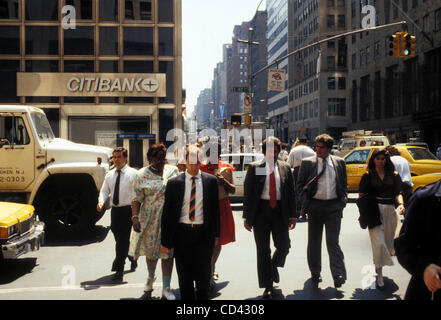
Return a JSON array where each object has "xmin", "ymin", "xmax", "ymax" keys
[{"xmin": 0, "ymin": 202, "xmax": 44, "ymax": 261}]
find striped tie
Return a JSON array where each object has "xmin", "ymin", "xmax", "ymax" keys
[{"xmin": 189, "ymin": 177, "xmax": 196, "ymax": 221}]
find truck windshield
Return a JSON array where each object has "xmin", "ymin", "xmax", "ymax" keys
[{"xmin": 30, "ymin": 112, "xmax": 55, "ymax": 142}]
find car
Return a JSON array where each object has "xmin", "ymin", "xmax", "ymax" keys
[
  {"xmin": 411, "ymin": 172, "xmax": 441, "ymax": 192},
  {"xmin": 333, "ymin": 130, "xmax": 389, "ymax": 158},
  {"xmin": 0, "ymin": 202, "xmax": 44, "ymax": 262},
  {"xmin": 344, "ymin": 145, "xmax": 441, "ymax": 192},
  {"xmin": 220, "ymin": 153, "xmax": 264, "ymax": 198}
]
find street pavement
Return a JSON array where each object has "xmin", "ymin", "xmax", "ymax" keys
[{"xmin": 0, "ymin": 194, "xmax": 411, "ymax": 300}]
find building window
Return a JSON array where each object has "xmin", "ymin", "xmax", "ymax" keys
[
  {"xmin": 26, "ymin": 0, "xmax": 58, "ymax": 20},
  {"xmin": 65, "ymin": 0, "xmax": 93, "ymax": 20},
  {"xmin": 158, "ymin": 27, "xmax": 174, "ymax": 56},
  {"xmin": 352, "ymin": 53, "xmax": 356, "ymax": 70},
  {"xmin": 100, "ymin": 27, "xmax": 119, "ymax": 56},
  {"xmin": 0, "ymin": 60, "xmax": 20, "ymax": 103},
  {"xmin": 366, "ymin": 46, "xmax": 370, "ymax": 64},
  {"xmin": 327, "ymin": 56, "xmax": 335, "ymax": 70},
  {"xmin": 436, "ymin": 8, "xmax": 441, "ymax": 31},
  {"xmin": 64, "ymin": 26, "xmax": 94, "ymax": 55},
  {"xmin": 0, "ymin": 26, "xmax": 20, "ymax": 54},
  {"xmin": 0, "ymin": 0, "xmax": 19, "ymax": 19},
  {"xmin": 328, "ymin": 77, "xmax": 336, "ymax": 90},
  {"xmin": 328, "ymin": 0, "xmax": 335, "ymax": 7},
  {"xmin": 123, "ymin": 27, "xmax": 154, "ymax": 56},
  {"xmin": 327, "ymin": 15, "xmax": 335, "ymax": 28},
  {"xmin": 337, "ymin": 0, "xmax": 346, "ymax": 7},
  {"xmin": 100, "ymin": 0, "xmax": 118, "ymax": 21},
  {"xmin": 158, "ymin": 0, "xmax": 174, "ymax": 22},
  {"xmin": 338, "ymin": 77, "xmax": 346, "ymax": 89},
  {"xmin": 125, "ymin": 0, "xmax": 152, "ymax": 21},
  {"xmin": 25, "ymin": 26, "xmax": 59, "ymax": 55},
  {"xmin": 360, "ymin": 49, "xmax": 364, "ymax": 66},
  {"xmin": 338, "ymin": 15, "xmax": 346, "ymax": 29},
  {"xmin": 328, "ymin": 98, "xmax": 346, "ymax": 116}
]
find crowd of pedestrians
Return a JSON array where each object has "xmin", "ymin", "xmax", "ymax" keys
[{"xmin": 97, "ymin": 135, "xmax": 441, "ymax": 301}]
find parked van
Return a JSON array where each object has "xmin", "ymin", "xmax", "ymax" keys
[{"xmin": 334, "ymin": 130, "xmax": 389, "ymax": 158}]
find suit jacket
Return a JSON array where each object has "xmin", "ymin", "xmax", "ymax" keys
[
  {"xmin": 394, "ymin": 180, "xmax": 441, "ymax": 300},
  {"xmin": 161, "ymin": 172, "xmax": 220, "ymax": 249},
  {"xmin": 296, "ymin": 155, "xmax": 348, "ymax": 211},
  {"xmin": 243, "ymin": 160, "xmax": 297, "ymax": 227}
]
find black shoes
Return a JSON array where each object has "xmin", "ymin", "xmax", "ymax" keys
[
  {"xmin": 112, "ymin": 271, "xmax": 123, "ymax": 282},
  {"xmin": 263, "ymin": 287, "xmax": 273, "ymax": 299},
  {"xmin": 311, "ymin": 274, "xmax": 322, "ymax": 288},
  {"xmin": 334, "ymin": 275, "xmax": 346, "ymax": 288}
]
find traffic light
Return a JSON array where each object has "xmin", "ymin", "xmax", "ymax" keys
[
  {"xmin": 402, "ymin": 33, "xmax": 416, "ymax": 57},
  {"xmin": 388, "ymin": 33, "xmax": 400, "ymax": 57},
  {"xmin": 231, "ymin": 115, "xmax": 241, "ymax": 126}
]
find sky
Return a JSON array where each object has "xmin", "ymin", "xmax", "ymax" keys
[{"xmin": 182, "ymin": 0, "xmax": 266, "ymax": 113}]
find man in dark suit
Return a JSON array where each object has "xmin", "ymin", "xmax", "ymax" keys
[
  {"xmin": 161, "ymin": 145, "xmax": 220, "ymax": 300},
  {"xmin": 297, "ymin": 134, "xmax": 348, "ymax": 289},
  {"xmin": 243, "ymin": 136, "xmax": 297, "ymax": 299}
]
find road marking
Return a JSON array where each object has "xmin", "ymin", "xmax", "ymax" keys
[{"xmin": 0, "ymin": 283, "xmax": 163, "ymax": 295}]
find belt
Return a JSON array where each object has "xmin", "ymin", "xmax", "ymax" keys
[
  {"xmin": 178, "ymin": 223, "xmax": 204, "ymax": 230},
  {"xmin": 376, "ymin": 197, "xmax": 395, "ymax": 205},
  {"xmin": 112, "ymin": 205, "xmax": 131, "ymax": 209},
  {"xmin": 311, "ymin": 198, "xmax": 338, "ymax": 202}
]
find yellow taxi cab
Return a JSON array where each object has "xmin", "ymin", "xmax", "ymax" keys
[
  {"xmin": 411, "ymin": 172, "xmax": 441, "ymax": 192},
  {"xmin": 0, "ymin": 202, "xmax": 44, "ymax": 261},
  {"xmin": 343, "ymin": 146, "xmax": 441, "ymax": 191}
]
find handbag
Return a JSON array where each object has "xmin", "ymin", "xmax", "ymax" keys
[{"xmin": 356, "ymin": 173, "xmax": 382, "ymax": 229}]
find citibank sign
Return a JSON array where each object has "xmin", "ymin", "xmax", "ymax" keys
[
  {"xmin": 17, "ymin": 72, "xmax": 166, "ymax": 97},
  {"xmin": 67, "ymin": 77, "xmax": 159, "ymax": 93}
]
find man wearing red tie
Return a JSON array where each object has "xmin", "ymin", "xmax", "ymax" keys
[
  {"xmin": 161, "ymin": 145, "xmax": 220, "ymax": 300},
  {"xmin": 243, "ymin": 136, "xmax": 297, "ymax": 299}
]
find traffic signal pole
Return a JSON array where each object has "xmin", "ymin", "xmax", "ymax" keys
[{"xmin": 252, "ymin": 21, "xmax": 407, "ymax": 79}]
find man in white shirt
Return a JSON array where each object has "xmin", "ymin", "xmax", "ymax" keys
[
  {"xmin": 288, "ymin": 137, "xmax": 315, "ymax": 220},
  {"xmin": 297, "ymin": 134, "xmax": 348, "ymax": 289},
  {"xmin": 386, "ymin": 146, "xmax": 413, "ymax": 207},
  {"xmin": 97, "ymin": 147, "xmax": 138, "ymax": 281}
]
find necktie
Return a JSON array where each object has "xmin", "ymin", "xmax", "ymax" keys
[
  {"xmin": 189, "ymin": 177, "xmax": 196, "ymax": 221},
  {"xmin": 113, "ymin": 169, "xmax": 121, "ymax": 206},
  {"xmin": 269, "ymin": 167, "xmax": 277, "ymax": 209}
]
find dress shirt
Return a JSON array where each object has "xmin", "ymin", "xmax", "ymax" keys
[
  {"xmin": 99, "ymin": 164, "xmax": 138, "ymax": 207},
  {"xmin": 288, "ymin": 145, "xmax": 315, "ymax": 168},
  {"xmin": 179, "ymin": 171, "xmax": 204, "ymax": 224},
  {"xmin": 390, "ymin": 155, "xmax": 413, "ymax": 187},
  {"xmin": 313, "ymin": 156, "xmax": 338, "ymax": 200},
  {"xmin": 260, "ymin": 162, "xmax": 282, "ymax": 201}
]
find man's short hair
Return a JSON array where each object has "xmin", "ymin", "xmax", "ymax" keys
[
  {"xmin": 261, "ymin": 136, "xmax": 282, "ymax": 154},
  {"xmin": 113, "ymin": 147, "xmax": 128, "ymax": 158},
  {"xmin": 315, "ymin": 134, "xmax": 334, "ymax": 149}
]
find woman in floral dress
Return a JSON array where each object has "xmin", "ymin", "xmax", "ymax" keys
[{"xmin": 130, "ymin": 143, "xmax": 179, "ymax": 300}]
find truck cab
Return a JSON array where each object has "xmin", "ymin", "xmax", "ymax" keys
[{"xmin": 0, "ymin": 105, "xmax": 113, "ymax": 237}]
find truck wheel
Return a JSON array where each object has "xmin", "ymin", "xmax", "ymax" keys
[{"xmin": 38, "ymin": 185, "xmax": 96, "ymax": 237}]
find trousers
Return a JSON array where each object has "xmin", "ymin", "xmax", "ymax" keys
[
  {"xmin": 110, "ymin": 206, "xmax": 132, "ymax": 272},
  {"xmin": 307, "ymin": 199, "xmax": 346, "ymax": 280}
]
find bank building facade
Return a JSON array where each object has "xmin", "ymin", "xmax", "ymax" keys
[{"xmin": 0, "ymin": 0, "xmax": 183, "ymax": 168}]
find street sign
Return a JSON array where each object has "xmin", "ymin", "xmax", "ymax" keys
[
  {"xmin": 243, "ymin": 93, "xmax": 252, "ymax": 114},
  {"xmin": 231, "ymin": 87, "xmax": 249, "ymax": 93},
  {"xmin": 268, "ymin": 68, "xmax": 286, "ymax": 91}
]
